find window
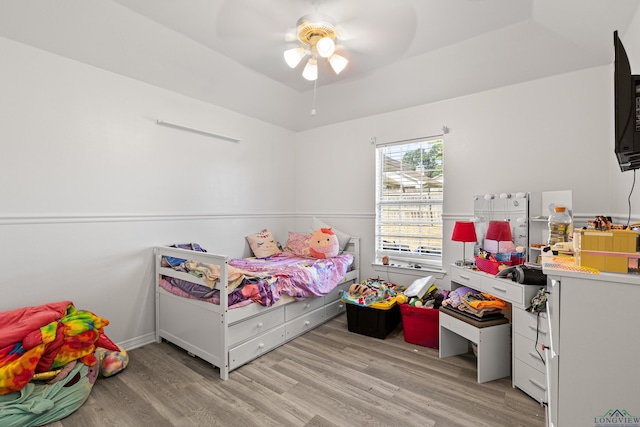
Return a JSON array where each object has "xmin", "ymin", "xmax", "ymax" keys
[{"xmin": 375, "ymin": 135, "xmax": 444, "ymax": 268}]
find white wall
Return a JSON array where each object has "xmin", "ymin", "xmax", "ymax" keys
[
  {"xmin": 2, "ymin": 13, "xmax": 639, "ymax": 347},
  {"xmin": 0, "ymin": 37, "xmax": 297, "ymax": 347},
  {"xmin": 295, "ymin": 64, "xmax": 630, "ymax": 288}
]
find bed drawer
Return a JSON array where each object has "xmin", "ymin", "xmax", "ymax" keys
[
  {"xmin": 324, "ymin": 281, "xmax": 351, "ymax": 304},
  {"xmin": 285, "ymin": 307, "xmax": 326, "ymax": 339},
  {"xmin": 285, "ymin": 297, "xmax": 325, "ymax": 321},
  {"xmin": 228, "ymin": 307, "xmax": 285, "ymax": 346},
  {"xmin": 325, "ymin": 298, "xmax": 347, "ymax": 319},
  {"xmin": 228, "ymin": 325, "xmax": 285, "ymax": 371}
]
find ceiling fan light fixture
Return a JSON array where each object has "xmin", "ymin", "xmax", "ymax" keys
[
  {"xmin": 284, "ymin": 46, "xmax": 306, "ymax": 68},
  {"xmin": 284, "ymin": 11, "xmax": 348, "ymax": 80},
  {"xmin": 302, "ymin": 57, "xmax": 318, "ymax": 81},
  {"xmin": 329, "ymin": 53, "xmax": 348, "ymax": 75},
  {"xmin": 316, "ymin": 36, "xmax": 335, "ymax": 58}
]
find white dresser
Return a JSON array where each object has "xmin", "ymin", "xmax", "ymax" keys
[
  {"xmin": 449, "ymin": 265, "xmax": 545, "ymax": 399},
  {"xmin": 544, "ymin": 269, "xmax": 640, "ymax": 427}
]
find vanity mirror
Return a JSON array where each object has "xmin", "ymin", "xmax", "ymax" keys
[{"xmin": 473, "ymin": 192, "xmax": 529, "ymax": 260}]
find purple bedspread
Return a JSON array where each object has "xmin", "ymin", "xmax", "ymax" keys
[
  {"xmin": 160, "ymin": 251, "xmax": 353, "ymax": 308},
  {"xmin": 229, "ymin": 252, "xmax": 354, "ymax": 300}
]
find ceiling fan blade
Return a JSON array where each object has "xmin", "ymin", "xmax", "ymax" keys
[
  {"xmin": 322, "ymin": 0, "xmax": 416, "ymax": 58},
  {"xmin": 216, "ymin": 0, "xmax": 305, "ymax": 41}
]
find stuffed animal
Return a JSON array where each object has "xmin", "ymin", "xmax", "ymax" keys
[
  {"xmin": 309, "ymin": 227, "xmax": 339, "ymax": 258},
  {"xmin": 96, "ymin": 345, "xmax": 129, "ymax": 378},
  {"xmin": 349, "ymin": 283, "xmax": 375, "ymax": 296}
]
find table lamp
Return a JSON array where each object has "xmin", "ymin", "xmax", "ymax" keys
[
  {"xmin": 451, "ymin": 221, "xmax": 477, "ymax": 267},
  {"xmin": 485, "ymin": 220, "xmax": 513, "ymax": 253}
]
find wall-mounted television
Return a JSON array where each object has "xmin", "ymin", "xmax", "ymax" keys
[{"xmin": 614, "ymin": 30, "xmax": 640, "ymax": 172}]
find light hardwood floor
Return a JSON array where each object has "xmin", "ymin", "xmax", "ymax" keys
[{"xmin": 48, "ymin": 313, "xmax": 546, "ymax": 427}]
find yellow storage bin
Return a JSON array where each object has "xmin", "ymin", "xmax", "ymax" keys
[{"xmin": 578, "ymin": 230, "xmax": 639, "ymax": 273}]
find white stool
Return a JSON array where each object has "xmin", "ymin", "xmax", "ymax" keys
[{"xmin": 438, "ymin": 309, "xmax": 511, "ymax": 383}]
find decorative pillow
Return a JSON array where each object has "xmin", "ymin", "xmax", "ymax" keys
[
  {"xmin": 246, "ymin": 229, "xmax": 280, "ymax": 258},
  {"xmin": 310, "ymin": 217, "xmax": 351, "ymax": 253},
  {"xmin": 284, "ymin": 231, "xmax": 311, "ymax": 257},
  {"xmin": 309, "ymin": 227, "xmax": 340, "ymax": 258}
]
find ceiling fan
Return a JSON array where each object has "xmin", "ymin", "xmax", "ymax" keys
[
  {"xmin": 283, "ymin": 11, "xmax": 349, "ymax": 81},
  {"xmin": 212, "ymin": 0, "xmax": 416, "ymax": 91}
]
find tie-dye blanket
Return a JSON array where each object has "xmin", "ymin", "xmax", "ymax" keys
[{"xmin": 0, "ymin": 302, "xmax": 116, "ymax": 395}]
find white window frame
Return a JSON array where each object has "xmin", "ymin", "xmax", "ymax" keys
[{"xmin": 375, "ymin": 134, "xmax": 444, "ymax": 269}]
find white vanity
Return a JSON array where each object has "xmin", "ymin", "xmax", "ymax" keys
[{"xmin": 446, "ymin": 265, "xmax": 544, "ymax": 394}]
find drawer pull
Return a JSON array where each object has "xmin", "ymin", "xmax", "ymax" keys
[
  {"xmin": 304, "ymin": 320, "xmax": 311, "ymax": 326},
  {"xmin": 459, "ymin": 274, "xmax": 471, "ymax": 281},
  {"xmin": 529, "ymin": 378, "xmax": 546, "ymax": 391},
  {"xmin": 257, "ymin": 322, "xmax": 263, "ymax": 328},
  {"xmin": 338, "ymin": 304, "xmax": 344, "ymax": 309},
  {"xmin": 491, "ymin": 285, "xmax": 507, "ymax": 293},
  {"xmin": 305, "ymin": 303, "xmax": 311, "ymax": 309},
  {"xmin": 529, "ymin": 352, "xmax": 544, "ymax": 362},
  {"xmin": 528, "ymin": 325, "xmax": 547, "ymax": 335},
  {"xmin": 258, "ymin": 343, "xmax": 265, "ymax": 349}
]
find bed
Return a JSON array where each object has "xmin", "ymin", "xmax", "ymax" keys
[{"xmin": 154, "ymin": 237, "xmax": 360, "ymax": 380}]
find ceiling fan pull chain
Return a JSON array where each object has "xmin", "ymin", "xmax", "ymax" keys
[{"xmin": 311, "ymin": 77, "xmax": 318, "ymax": 116}]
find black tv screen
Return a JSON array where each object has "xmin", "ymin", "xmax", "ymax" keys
[{"xmin": 614, "ymin": 30, "xmax": 640, "ymax": 172}]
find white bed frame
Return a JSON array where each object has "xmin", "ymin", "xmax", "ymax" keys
[{"xmin": 154, "ymin": 238, "xmax": 360, "ymax": 380}]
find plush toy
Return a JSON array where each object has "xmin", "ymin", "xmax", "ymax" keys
[
  {"xmin": 309, "ymin": 227, "xmax": 339, "ymax": 258},
  {"xmin": 95, "ymin": 345, "xmax": 129, "ymax": 378},
  {"xmin": 349, "ymin": 283, "xmax": 375, "ymax": 296},
  {"xmin": 441, "ymin": 286, "xmax": 475, "ymax": 308}
]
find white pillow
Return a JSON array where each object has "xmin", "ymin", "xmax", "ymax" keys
[{"xmin": 310, "ymin": 217, "xmax": 351, "ymax": 253}]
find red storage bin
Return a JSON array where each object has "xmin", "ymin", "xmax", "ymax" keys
[
  {"xmin": 475, "ymin": 256, "xmax": 511, "ymax": 275},
  {"xmin": 400, "ymin": 304, "xmax": 439, "ymax": 348}
]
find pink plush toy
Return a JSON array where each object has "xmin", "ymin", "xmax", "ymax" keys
[{"xmin": 309, "ymin": 227, "xmax": 339, "ymax": 258}]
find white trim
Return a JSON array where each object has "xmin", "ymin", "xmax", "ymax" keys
[
  {"xmin": 117, "ymin": 332, "xmax": 156, "ymax": 351},
  {"xmin": 0, "ymin": 212, "xmax": 374, "ymax": 226},
  {"xmin": 372, "ymin": 262, "xmax": 446, "ymax": 279}
]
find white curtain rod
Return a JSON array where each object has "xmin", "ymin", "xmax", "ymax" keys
[{"xmin": 156, "ymin": 120, "xmax": 241, "ymax": 143}]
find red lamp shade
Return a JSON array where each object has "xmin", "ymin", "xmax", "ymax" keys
[
  {"xmin": 451, "ymin": 221, "xmax": 478, "ymax": 243},
  {"xmin": 485, "ymin": 221, "xmax": 513, "ymax": 242},
  {"xmin": 451, "ymin": 221, "xmax": 477, "ymax": 266}
]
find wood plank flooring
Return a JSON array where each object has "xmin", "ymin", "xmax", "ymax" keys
[{"xmin": 47, "ymin": 314, "xmax": 546, "ymax": 427}]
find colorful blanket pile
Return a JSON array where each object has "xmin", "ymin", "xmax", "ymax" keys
[{"xmin": 0, "ymin": 301, "xmax": 117, "ymax": 396}]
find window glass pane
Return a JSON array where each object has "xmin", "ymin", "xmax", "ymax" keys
[{"xmin": 375, "ymin": 136, "xmax": 443, "ymax": 266}]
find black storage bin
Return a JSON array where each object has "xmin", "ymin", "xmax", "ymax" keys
[{"xmin": 345, "ymin": 302, "xmax": 401, "ymax": 339}]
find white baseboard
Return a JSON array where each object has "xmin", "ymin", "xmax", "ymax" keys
[{"xmin": 117, "ymin": 332, "xmax": 156, "ymax": 351}]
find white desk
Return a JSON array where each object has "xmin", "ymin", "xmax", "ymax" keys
[
  {"xmin": 439, "ymin": 308, "xmax": 511, "ymax": 383},
  {"xmin": 442, "ymin": 265, "xmax": 542, "ymax": 390}
]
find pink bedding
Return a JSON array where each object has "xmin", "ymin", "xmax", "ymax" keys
[
  {"xmin": 160, "ymin": 250, "xmax": 354, "ymax": 307},
  {"xmin": 229, "ymin": 251, "xmax": 353, "ymax": 299}
]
